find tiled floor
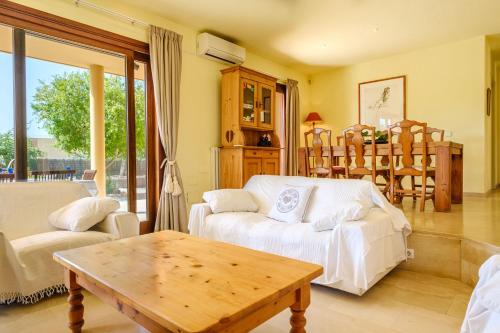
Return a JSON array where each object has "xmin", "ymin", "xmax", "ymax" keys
[{"xmin": 0, "ymin": 269, "xmax": 472, "ymax": 333}]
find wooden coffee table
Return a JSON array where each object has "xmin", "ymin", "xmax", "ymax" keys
[{"xmin": 53, "ymin": 231, "xmax": 323, "ymax": 333}]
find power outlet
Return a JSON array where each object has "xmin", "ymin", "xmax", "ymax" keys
[{"xmin": 406, "ymin": 248, "xmax": 415, "ymax": 259}]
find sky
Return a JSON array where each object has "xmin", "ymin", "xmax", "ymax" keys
[{"xmin": 0, "ymin": 51, "xmax": 86, "ymax": 138}]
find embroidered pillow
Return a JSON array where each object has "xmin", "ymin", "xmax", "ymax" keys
[{"xmin": 267, "ymin": 185, "xmax": 314, "ymax": 224}]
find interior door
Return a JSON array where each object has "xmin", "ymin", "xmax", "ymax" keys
[
  {"xmin": 240, "ymin": 78, "xmax": 258, "ymax": 128},
  {"xmin": 243, "ymin": 158, "xmax": 262, "ymax": 184},
  {"xmin": 257, "ymin": 83, "xmax": 275, "ymax": 130},
  {"xmin": 262, "ymin": 158, "xmax": 280, "ymax": 175}
]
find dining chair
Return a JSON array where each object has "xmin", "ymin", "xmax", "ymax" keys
[
  {"xmin": 32, "ymin": 170, "xmax": 76, "ymax": 181},
  {"xmin": 82, "ymin": 169, "xmax": 97, "ymax": 180},
  {"xmin": 0, "ymin": 173, "xmax": 15, "ymax": 182},
  {"xmin": 304, "ymin": 128, "xmax": 344, "ymax": 178},
  {"xmin": 388, "ymin": 120, "xmax": 434, "ymax": 211},
  {"xmin": 343, "ymin": 124, "xmax": 389, "ymax": 194},
  {"xmin": 408, "ymin": 127, "xmax": 445, "ymax": 201}
]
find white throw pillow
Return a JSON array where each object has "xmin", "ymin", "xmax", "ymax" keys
[
  {"xmin": 267, "ymin": 185, "xmax": 314, "ymax": 224},
  {"xmin": 49, "ymin": 197, "xmax": 120, "ymax": 232},
  {"xmin": 310, "ymin": 200, "xmax": 370, "ymax": 232},
  {"xmin": 202, "ymin": 189, "xmax": 258, "ymax": 213}
]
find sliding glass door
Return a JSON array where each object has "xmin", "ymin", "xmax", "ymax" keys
[{"xmin": 0, "ymin": 23, "xmax": 154, "ymax": 221}]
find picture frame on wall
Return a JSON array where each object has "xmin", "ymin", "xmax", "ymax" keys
[{"xmin": 358, "ymin": 75, "xmax": 406, "ymax": 129}]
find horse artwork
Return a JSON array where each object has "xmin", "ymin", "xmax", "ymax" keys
[{"xmin": 358, "ymin": 76, "xmax": 406, "ymax": 130}]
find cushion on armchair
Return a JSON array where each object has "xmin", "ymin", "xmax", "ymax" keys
[
  {"xmin": 202, "ymin": 189, "xmax": 258, "ymax": 213},
  {"xmin": 49, "ymin": 197, "xmax": 120, "ymax": 232}
]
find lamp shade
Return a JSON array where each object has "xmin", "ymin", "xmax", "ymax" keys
[{"xmin": 304, "ymin": 112, "xmax": 323, "ymax": 124}]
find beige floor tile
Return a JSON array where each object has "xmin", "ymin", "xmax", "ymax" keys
[
  {"xmin": 391, "ymin": 305, "xmax": 464, "ymax": 333},
  {"xmin": 447, "ymin": 294, "xmax": 471, "ymax": 319},
  {"xmin": 0, "ymin": 270, "xmax": 471, "ymax": 333}
]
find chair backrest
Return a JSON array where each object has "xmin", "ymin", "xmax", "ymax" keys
[
  {"xmin": 82, "ymin": 169, "xmax": 97, "ymax": 180},
  {"xmin": 388, "ymin": 119, "xmax": 428, "ymax": 176},
  {"xmin": 343, "ymin": 124, "xmax": 377, "ymax": 182},
  {"xmin": 411, "ymin": 127, "xmax": 444, "ymax": 166},
  {"xmin": 336, "ymin": 132, "xmax": 353, "ymax": 166},
  {"xmin": 304, "ymin": 127, "xmax": 332, "ymax": 178},
  {"xmin": 0, "ymin": 173, "xmax": 15, "ymax": 182},
  {"xmin": 32, "ymin": 169, "xmax": 75, "ymax": 181},
  {"xmin": 412, "ymin": 126, "xmax": 444, "ymax": 142}
]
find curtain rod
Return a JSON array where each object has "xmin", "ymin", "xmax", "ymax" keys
[{"xmin": 73, "ymin": 0, "xmax": 149, "ymax": 28}]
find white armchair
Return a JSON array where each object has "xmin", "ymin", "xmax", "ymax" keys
[{"xmin": 0, "ymin": 181, "xmax": 140, "ymax": 304}]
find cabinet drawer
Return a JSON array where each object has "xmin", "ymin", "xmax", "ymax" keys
[
  {"xmin": 262, "ymin": 150, "xmax": 279, "ymax": 158},
  {"xmin": 244, "ymin": 149, "xmax": 262, "ymax": 158}
]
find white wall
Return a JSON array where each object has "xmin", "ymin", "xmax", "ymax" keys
[{"xmin": 309, "ymin": 37, "xmax": 489, "ymax": 193}]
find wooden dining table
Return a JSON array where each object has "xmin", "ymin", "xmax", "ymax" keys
[{"xmin": 298, "ymin": 141, "xmax": 463, "ymax": 212}]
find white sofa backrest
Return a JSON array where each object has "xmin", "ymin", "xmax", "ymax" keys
[
  {"xmin": 0, "ymin": 181, "xmax": 90, "ymax": 240},
  {"xmin": 244, "ymin": 175, "xmax": 375, "ymax": 222}
]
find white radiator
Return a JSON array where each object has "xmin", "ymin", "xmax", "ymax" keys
[{"xmin": 210, "ymin": 147, "xmax": 220, "ymax": 190}]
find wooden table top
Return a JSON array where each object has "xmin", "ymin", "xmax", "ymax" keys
[{"xmin": 53, "ymin": 231, "xmax": 323, "ymax": 333}]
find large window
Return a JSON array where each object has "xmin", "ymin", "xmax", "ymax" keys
[{"xmin": 0, "ymin": 10, "xmax": 155, "ymax": 223}]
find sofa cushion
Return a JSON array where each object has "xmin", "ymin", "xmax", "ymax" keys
[
  {"xmin": 11, "ymin": 231, "xmax": 116, "ymax": 281},
  {"xmin": 310, "ymin": 200, "xmax": 371, "ymax": 232},
  {"xmin": 202, "ymin": 189, "xmax": 258, "ymax": 213},
  {"xmin": 267, "ymin": 184, "xmax": 313, "ymax": 224},
  {"xmin": 49, "ymin": 197, "xmax": 120, "ymax": 232}
]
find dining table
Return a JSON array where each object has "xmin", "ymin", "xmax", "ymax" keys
[{"xmin": 298, "ymin": 141, "xmax": 463, "ymax": 212}]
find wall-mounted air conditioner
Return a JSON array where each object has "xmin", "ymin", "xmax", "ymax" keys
[{"xmin": 196, "ymin": 32, "xmax": 246, "ymax": 65}]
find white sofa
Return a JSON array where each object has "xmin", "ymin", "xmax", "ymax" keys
[
  {"xmin": 189, "ymin": 175, "xmax": 411, "ymax": 295},
  {"xmin": 0, "ymin": 181, "xmax": 139, "ymax": 304}
]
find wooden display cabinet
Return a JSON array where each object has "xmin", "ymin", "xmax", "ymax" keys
[{"xmin": 220, "ymin": 66, "xmax": 281, "ymax": 188}]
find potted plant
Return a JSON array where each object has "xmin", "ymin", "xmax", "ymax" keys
[{"xmin": 361, "ymin": 130, "xmax": 388, "ymax": 144}]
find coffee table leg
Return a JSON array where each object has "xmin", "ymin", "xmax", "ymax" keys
[
  {"xmin": 64, "ymin": 269, "xmax": 84, "ymax": 333},
  {"xmin": 290, "ymin": 284, "xmax": 311, "ymax": 333}
]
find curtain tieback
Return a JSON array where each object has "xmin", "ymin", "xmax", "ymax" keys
[{"xmin": 161, "ymin": 158, "xmax": 182, "ymax": 196}]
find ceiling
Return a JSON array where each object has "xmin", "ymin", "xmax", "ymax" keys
[{"xmin": 118, "ymin": 0, "xmax": 500, "ymax": 73}]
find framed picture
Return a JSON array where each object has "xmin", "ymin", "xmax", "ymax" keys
[{"xmin": 358, "ymin": 75, "xmax": 406, "ymax": 129}]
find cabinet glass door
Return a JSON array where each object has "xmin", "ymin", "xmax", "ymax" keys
[
  {"xmin": 241, "ymin": 79, "xmax": 257, "ymax": 127},
  {"xmin": 258, "ymin": 83, "xmax": 274, "ymax": 129}
]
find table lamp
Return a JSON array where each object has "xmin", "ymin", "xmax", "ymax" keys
[{"xmin": 304, "ymin": 112, "xmax": 323, "ymax": 128}]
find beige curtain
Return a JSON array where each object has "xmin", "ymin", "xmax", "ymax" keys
[
  {"xmin": 285, "ymin": 79, "xmax": 300, "ymax": 175},
  {"xmin": 149, "ymin": 26, "xmax": 187, "ymax": 232}
]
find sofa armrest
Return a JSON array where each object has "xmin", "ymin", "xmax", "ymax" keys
[
  {"xmin": 93, "ymin": 212, "xmax": 140, "ymax": 239},
  {"xmin": 188, "ymin": 203, "xmax": 212, "ymax": 236}
]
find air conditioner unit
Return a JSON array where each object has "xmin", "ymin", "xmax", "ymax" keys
[{"xmin": 197, "ymin": 32, "xmax": 246, "ymax": 65}]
